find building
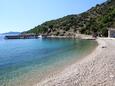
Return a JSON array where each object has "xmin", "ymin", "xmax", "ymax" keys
[{"xmin": 108, "ymin": 28, "xmax": 115, "ymax": 38}]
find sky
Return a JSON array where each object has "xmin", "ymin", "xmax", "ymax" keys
[{"xmin": 0, "ymin": 0, "xmax": 107, "ymax": 33}]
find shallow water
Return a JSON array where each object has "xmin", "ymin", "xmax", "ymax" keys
[{"xmin": 0, "ymin": 38, "xmax": 97, "ymax": 86}]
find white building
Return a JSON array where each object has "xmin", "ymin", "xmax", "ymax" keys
[{"xmin": 108, "ymin": 28, "xmax": 115, "ymax": 38}]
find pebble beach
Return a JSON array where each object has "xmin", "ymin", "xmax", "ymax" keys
[{"xmin": 36, "ymin": 38, "xmax": 115, "ymax": 86}]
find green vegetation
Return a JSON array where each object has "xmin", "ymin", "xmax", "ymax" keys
[{"xmin": 24, "ymin": 0, "xmax": 115, "ymax": 37}]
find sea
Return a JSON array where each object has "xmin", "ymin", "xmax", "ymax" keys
[{"xmin": 0, "ymin": 38, "xmax": 97, "ymax": 86}]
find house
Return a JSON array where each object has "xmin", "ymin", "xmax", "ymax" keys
[{"xmin": 108, "ymin": 28, "xmax": 115, "ymax": 38}]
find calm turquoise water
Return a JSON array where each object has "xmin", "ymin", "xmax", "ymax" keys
[{"xmin": 0, "ymin": 38, "xmax": 97, "ymax": 86}]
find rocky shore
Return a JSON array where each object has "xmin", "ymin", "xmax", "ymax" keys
[{"xmin": 47, "ymin": 34, "xmax": 94, "ymax": 40}]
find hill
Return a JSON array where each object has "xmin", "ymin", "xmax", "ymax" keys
[
  {"xmin": 25, "ymin": 0, "xmax": 115, "ymax": 37},
  {"xmin": 2, "ymin": 32, "xmax": 20, "ymax": 36}
]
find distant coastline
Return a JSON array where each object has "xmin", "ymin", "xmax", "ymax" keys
[{"xmin": 4, "ymin": 33, "xmax": 95, "ymax": 40}]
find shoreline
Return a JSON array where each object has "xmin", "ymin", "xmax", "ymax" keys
[
  {"xmin": 35, "ymin": 38, "xmax": 115, "ymax": 86},
  {"xmin": 4, "ymin": 34, "xmax": 94, "ymax": 40},
  {"xmin": 47, "ymin": 34, "xmax": 95, "ymax": 40}
]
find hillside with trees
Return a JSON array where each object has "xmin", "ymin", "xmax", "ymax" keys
[{"xmin": 24, "ymin": 0, "xmax": 115, "ymax": 37}]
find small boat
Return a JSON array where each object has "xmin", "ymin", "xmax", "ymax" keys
[{"xmin": 38, "ymin": 35, "xmax": 43, "ymax": 40}]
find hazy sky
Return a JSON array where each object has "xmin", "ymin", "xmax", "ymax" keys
[{"xmin": 0, "ymin": 0, "xmax": 106, "ymax": 33}]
